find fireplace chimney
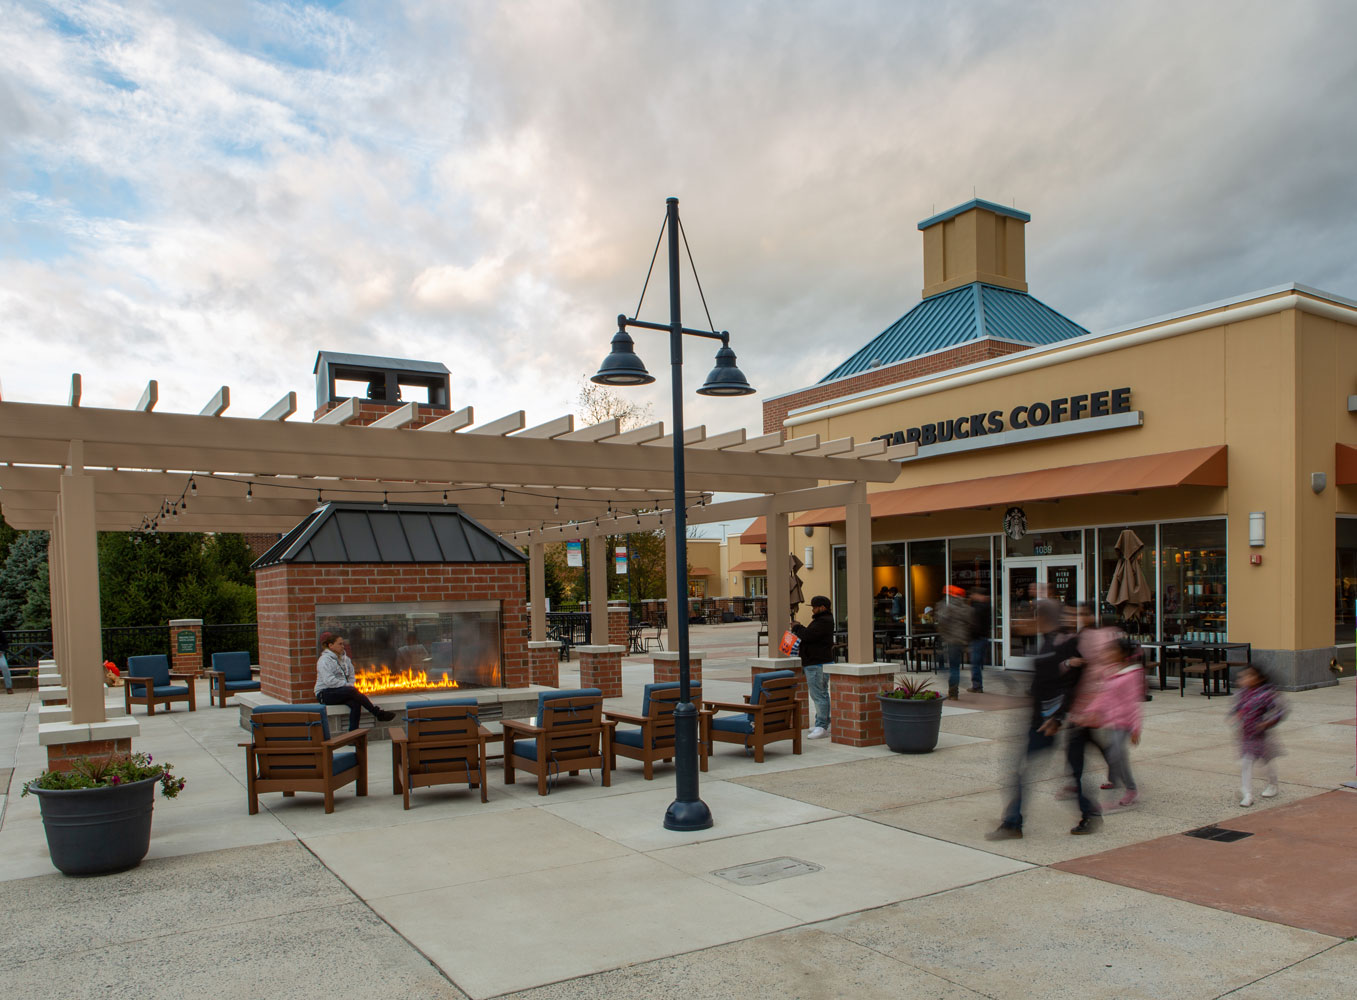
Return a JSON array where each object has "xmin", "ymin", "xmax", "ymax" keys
[{"xmin": 313, "ymin": 351, "xmax": 453, "ymax": 423}]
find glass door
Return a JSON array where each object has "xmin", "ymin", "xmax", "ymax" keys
[{"xmin": 1003, "ymin": 557, "xmax": 1083, "ymax": 671}]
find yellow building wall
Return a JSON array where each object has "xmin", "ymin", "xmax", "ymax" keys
[{"xmin": 779, "ymin": 297, "xmax": 1357, "ymax": 653}]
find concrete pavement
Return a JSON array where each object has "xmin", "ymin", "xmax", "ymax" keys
[{"xmin": 2, "ymin": 624, "xmax": 1354, "ymax": 998}]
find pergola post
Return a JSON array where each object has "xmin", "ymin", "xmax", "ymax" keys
[
  {"xmin": 765, "ymin": 508, "xmax": 791, "ymax": 644},
  {"xmin": 529, "ymin": 540, "xmax": 547, "ymax": 641},
  {"xmin": 48, "ymin": 516, "xmax": 68, "ymax": 683},
  {"xmin": 663, "ymin": 512, "xmax": 679, "ymax": 635},
  {"xmin": 56, "ymin": 468, "xmax": 106, "ymax": 725},
  {"xmin": 844, "ymin": 480, "xmax": 873, "ymax": 665},
  {"xmin": 588, "ymin": 533, "xmax": 608, "ymax": 646}
]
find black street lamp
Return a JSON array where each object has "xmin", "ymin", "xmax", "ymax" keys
[{"xmin": 592, "ymin": 196, "xmax": 754, "ymax": 831}]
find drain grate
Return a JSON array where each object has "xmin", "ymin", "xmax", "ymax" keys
[
  {"xmin": 1184, "ymin": 825, "xmax": 1254, "ymax": 843},
  {"xmin": 713, "ymin": 857, "xmax": 823, "ymax": 885}
]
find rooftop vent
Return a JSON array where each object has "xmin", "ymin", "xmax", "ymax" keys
[{"xmin": 314, "ymin": 351, "xmax": 451, "ymax": 413}]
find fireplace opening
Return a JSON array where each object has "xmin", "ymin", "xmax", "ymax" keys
[{"xmin": 317, "ymin": 599, "xmax": 502, "ymax": 693}]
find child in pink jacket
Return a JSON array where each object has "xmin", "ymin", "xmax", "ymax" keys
[{"xmin": 1086, "ymin": 640, "xmax": 1144, "ymax": 809}]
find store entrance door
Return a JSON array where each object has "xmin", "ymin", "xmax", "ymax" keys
[{"xmin": 1003, "ymin": 557, "xmax": 1083, "ymax": 671}]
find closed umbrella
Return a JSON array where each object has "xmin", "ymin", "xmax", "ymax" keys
[
  {"xmin": 1107, "ymin": 529, "xmax": 1152, "ymax": 619},
  {"xmin": 790, "ymin": 552, "xmax": 805, "ymax": 614}
]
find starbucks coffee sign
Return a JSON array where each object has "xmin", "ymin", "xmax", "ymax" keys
[{"xmin": 874, "ymin": 386, "xmax": 1141, "ymax": 461}]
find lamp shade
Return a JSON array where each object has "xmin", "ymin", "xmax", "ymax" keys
[
  {"xmin": 592, "ymin": 322, "xmax": 655, "ymax": 387},
  {"xmin": 697, "ymin": 341, "xmax": 755, "ymax": 396}
]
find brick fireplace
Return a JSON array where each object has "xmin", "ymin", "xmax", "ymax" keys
[{"xmin": 253, "ymin": 502, "xmax": 529, "ymax": 703}]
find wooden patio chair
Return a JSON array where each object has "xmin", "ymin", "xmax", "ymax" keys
[
  {"xmin": 391, "ymin": 697, "xmax": 491, "ymax": 809},
  {"xmin": 241, "ymin": 704, "xmax": 368, "ymax": 814},
  {"xmin": 502, "ymin": 688, "xmax": 614, "ymax": 796},
  {"xmin": 605, "ymin": 681, "xmax": 707, "ymax": 780},
  {"xmin": 204, "ymin": 650, "xmax": 261, "ymax": 708},
  {"xmin": 123, "ymin": 653, "xmax": 196, "ymax": 715},
  {"xmin": 702, "ymin": 670, "xmax": 802, "ymax": 763}
]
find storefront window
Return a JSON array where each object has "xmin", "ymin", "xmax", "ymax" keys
[
  {"xmin": 832, "ymin": 546, "xmax": 847, "ymax": 627},
  {"xmin": 1159, "ymin": 520, "xmax": 1227, "ymax": 642},
  {"xmin": 1098, "ymin": 525, "xmax": 1157, "ymax": 642},
  {"xmin": 872, "ymin": 542, "xmax": 906, "ymax": 622},
  {"xmin": 744, "ymin": 575, "xmax": 766, "ymax": 598},
  {"xmin": 949, "ymin": 536, "xmax": 993, "ymax": 638},
  {"xmin": 908, "ymin": 539, "xmax": 946, "ymax": 629},
  {"xmin": 1335, "ymin": 518, "xmax": 1357, "ymax": 645}
]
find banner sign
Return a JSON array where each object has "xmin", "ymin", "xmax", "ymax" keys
[
  {"xmin": 615, "ymin": 545, "xmax": 628, "ymax": 574},
  {"xmin": 566, "ymin": 540, "xmax": 583, "ymax": 567}
]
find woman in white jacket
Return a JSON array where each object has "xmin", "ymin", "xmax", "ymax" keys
[{"xmin": 315, "ymin": 631, "xmax": 395, "ymax": 731}]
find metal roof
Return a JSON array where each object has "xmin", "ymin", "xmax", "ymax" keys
[
  {"xmin": 312, "ymin": 351, "xmax": 450, "ymax": 375},
  {"xmin": 819, "ymin": 282, "xmax": 1088, "ymax": 383},
  {"xmin": 251, "ymin": 501, "xmax": 527, "ymax": 569},
  {"xmin": 917, "ymin": 198, "xmax": 1030, "ymax": 230}
]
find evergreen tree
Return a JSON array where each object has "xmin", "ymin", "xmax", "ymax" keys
[{"xmin": 0, "ymin": 530, "xmax": 50, "ymax": 630}]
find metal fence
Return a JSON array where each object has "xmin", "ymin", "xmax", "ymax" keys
[
  {"xmin": 1, "ymin": 628, "xmax": 54, "ymax": 669},
  {"xmin": 101, "ymin": 626, "xmax": 171, "ymax": 667},
  {"xmin": 202, "ymin": 623, "xmax": 259, "ymax": 665}
]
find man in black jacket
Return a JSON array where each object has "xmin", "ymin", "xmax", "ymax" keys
[{"xmin": 791, "ymin": 595, "xmax": 835, "ymax": 739}]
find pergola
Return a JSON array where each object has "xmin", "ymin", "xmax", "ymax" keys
[{"xmin": 0, "ymin": 380, "xmax": 912, "ymax": 731}]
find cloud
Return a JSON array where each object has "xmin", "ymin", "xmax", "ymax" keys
[{"xmin": 0, "ymin": 0, "xmax": 1355, "ymax": 435}]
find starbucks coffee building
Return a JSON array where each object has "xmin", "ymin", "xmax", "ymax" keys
[{"xmin": 769, "ymin": 198, "xmax": 1357, "ymax": 689}]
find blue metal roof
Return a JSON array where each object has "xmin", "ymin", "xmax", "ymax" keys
[
  {"xmin": 818, "ymin": 282, "xmax": 1088, "ymax": 383},
  {"xmin": 917, "ymin": 198, "xmax": 1030, "ymax": 230}
]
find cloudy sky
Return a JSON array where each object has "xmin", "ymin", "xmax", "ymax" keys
[{"xmin": 2, "ymin": 0, "xmax": 1355, "ymax": 436}]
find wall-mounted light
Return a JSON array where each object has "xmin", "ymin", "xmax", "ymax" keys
[
  {"xmin": 1312, "ymin": 472, "xmax": 1327, "ymax": 494},
  {"xmin": 803, "ymin": 546, "xmax": 815, "ymax": 570},
  {"xmin": 802, "ymin": 525, "xmax": 814, "ymax": 537},
  {"xmin": 1249, "ymin": 511, "xmax": 1265, "ymax": 547}
]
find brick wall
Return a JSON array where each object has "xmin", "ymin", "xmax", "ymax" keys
[
  {"xmin": 762, "ymin": 340, "xmax": 1028, "ymax": 433},
  {"xmin": 257, "ymin": 562, "xmax": 528, "ymax": 703},
  {"xmin": 168, "ymin": 620, "xmax": 203, "ymax": 676},
  {"xmin": 577, "ymin": 647, "xmax": 624, "ymax": 699},
  {"xmin": 827, "ymin": 667, "xmax": 896, "ymax": 747}
]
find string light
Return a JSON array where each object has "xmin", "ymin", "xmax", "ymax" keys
[
  {"xmin": 554, "ymin": 497, "xmax": 559, "ymax": 514},
  {"xmin": 382, "ymin": 491, "xmax": 389, "ymax": 510},
  {"xmin": 245, "ymin": 484, "xmax": 253, "ymax": 502},
  {"xmin": 189, "ymin": 477, "xmax": 197, "ymax": 497},
  {"xmin": 499, "ymin": 489, "xmax": 505, "ymax": 506},
  {"xmin": 442, "ymin": 490, "xmax": 448, "ymax": 505},
  {"xmin": 317, "ymin": 490, "xmax": 323, "ymax": 504}
]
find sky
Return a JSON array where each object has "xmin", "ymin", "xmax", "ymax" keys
[{"xmin": 3, "ymin": 0, "xmax": 1356, "ymax": 448}]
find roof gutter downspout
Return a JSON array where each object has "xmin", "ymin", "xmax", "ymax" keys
[{"xmin": 785, "ymin": 294, "xmax": 1356, "ymax": 429}]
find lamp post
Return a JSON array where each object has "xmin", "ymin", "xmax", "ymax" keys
[{"xmin": 592, "ymin": 196, "xmax": 754, "ymax": 831}]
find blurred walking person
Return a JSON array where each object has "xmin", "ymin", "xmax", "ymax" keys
[
  {"xmin": 968, "ymin": 588, "xmax": 990, "ymax": 693},
  {"xmin": 1233, "ymin": 665, "xmax": 1286, "ymax": 806},
  {"xmin": 936, "ymin": 585, "xmax": 971, "ymax": 700},
  {"xmin": 1086, "ymin": 637, "xmax": 1144, "ymax": 810}
]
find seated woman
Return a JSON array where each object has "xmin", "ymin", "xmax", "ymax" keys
[{"xmin": 315, "ymin": 631, "xmax": 395, "ymax": 731}]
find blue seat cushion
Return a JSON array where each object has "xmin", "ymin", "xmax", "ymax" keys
[
  {"xmin": 127, "ymin": 654, "xmax": 171, "ymax": 687},
  {"xmin": 133, "ymin": 684, "xmax": 188, "ymax": 698},
  {"xmin": 251, "ymin": 703, "xmax": 331, "ymax": 740},
  {"xmin": 331, "ymin": 751, "xmax": 359, "ymax": 775},
  {"xmin": 210, "ymin": 651, "xmax": 254, "ymax": 683},
  {"xmin": 224, "ymin": 680, "xmax": 261, "ymax": 691},
  {"xmin": 512, "ymin": 739, "xmax": 539, "ymax": 761},
  {"xmin": 710, "ymin": 714, "xmax": 754, "ymax": 736},
  {"xmin": 612, "ymin": 727, "xmax": 645, "ymax": 749},
  {"xmin": 536, "ymin": 687, "xmax": 602, "ymax": 718}
]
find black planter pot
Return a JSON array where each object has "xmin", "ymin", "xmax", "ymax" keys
[
  {"xmin": 29, "ymin": 776, "xmax": 157, "ymax": 876},
  {"xmin": 878, "ymin": 693, "xmax": 944, "ymax": 753}
]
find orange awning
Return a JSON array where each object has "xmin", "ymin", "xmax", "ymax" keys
[
  {"xmin": 728, "ymin": 560, "xmax": 767, "ymax": 574},
  {"xmin": 791, "ymin": 445, "xmax": 1228, "ymax": 526},
  {"xmin": 739, "ymin": 517, "xmax": 766, "ymax": 545},
  {"xmin": 688, "ymin": 566, "xmax": 715, "ymax": 576},
  {"xmin": 1336, "ymin": 444, "xmax": 1357, "ymax": 485}
]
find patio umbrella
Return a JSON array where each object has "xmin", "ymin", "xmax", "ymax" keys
[
  {"xmin": 790, "ymin": 552, "xmax": 805, "ymax": 614},
  {"xmin": 1107, "ymin": 529, "xmax": 1152, "ymax": 619}
]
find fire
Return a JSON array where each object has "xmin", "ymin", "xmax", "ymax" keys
[{"xmin": 353, "ymin": 666, "xmax": 462, "ymax": 695}]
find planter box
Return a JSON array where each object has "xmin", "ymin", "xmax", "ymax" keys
[{"xmin": 29, "ymin": 775, "xmax": 157, "ymax": 876}]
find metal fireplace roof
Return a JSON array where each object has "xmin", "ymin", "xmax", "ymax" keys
[{"xmin": 251, "ymin": 501, "xmax": 527, "ymax": 569}]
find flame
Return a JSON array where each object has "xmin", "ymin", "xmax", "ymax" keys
[{"xmin": 353, "ymin": 666, "xmax": 462, "ymax": 694}]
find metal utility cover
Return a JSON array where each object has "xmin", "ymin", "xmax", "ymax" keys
[
  {"xmin": 712, "ymin": 857, "xmax": 823, "ymax": 885},
  {"xmin": 1184, "ymin": 825, "xmax": 1255, "ymax": 843}
]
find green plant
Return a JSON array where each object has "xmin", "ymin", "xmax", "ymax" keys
[
  {"xmin": 881, "ymin": 676, "xmax": 942, "ymax": 701},
  {"xmin": 22, "ymin": 752, "xmax": 185, "ymax": 798}
]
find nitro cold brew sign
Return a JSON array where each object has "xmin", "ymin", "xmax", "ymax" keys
[{"xmin": 875, "ymin": 387, "xmax": 1140, "ymax": 459}]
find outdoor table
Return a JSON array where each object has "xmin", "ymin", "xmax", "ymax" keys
[{"xmin": 1163, "ymin": 641, "xmax": 1250, "ymax": 697}]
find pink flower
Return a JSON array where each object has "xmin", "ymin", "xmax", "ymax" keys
[{"xmin": 110, "ymin": 775, "xmax": 121, "ymax": 785}]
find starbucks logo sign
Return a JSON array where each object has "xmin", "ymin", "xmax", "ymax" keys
[{"xmin": 1003, "ymin": 506, "xmax": 1028, "ymax": 541}]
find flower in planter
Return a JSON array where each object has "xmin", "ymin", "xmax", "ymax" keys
[
  {"xmin": 22, "ymin": 752, "xmax": 185, "ymax": 799},
  {"xmin": 881, "ymin": 677, "xmax": 942, "ymax": 701}
]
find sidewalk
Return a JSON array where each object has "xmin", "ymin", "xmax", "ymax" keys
[{"xmin": 2, "ymin": 626, "xmax": 1354, "ymax": 999}]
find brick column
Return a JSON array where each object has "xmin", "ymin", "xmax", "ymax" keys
[
  {"xmin": 575, "ymin": 644, "xmax": 625, "ymax": 698},
  {"xmin": 527, "ymin": 640, "xmax": 560, "ymax": 688},
  {"xmin": 825, "ymin": 662, "xmax": 898, "ymax": 747},
  {"xmin": 169, "ymin": 618, "xmax": 204, "ymax": 676},
  {"xmin": 40, "ymin": 718, "xmax": 141, "ymax": 771},
  {"xmin": 608, "ymin": 604, "xmax": 630, "ymax": 652},
  {"xmin": 749, "ymin": 656, "xmax": 806, "ymax": 727},
  {"xmin": 652, "ymin": 651, "xmax": 704, "ymax": 685}
]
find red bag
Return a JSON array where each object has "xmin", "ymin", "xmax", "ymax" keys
[{"xmin": 778, "ymin": 630, "xmax": 802, "ymax": 656}]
